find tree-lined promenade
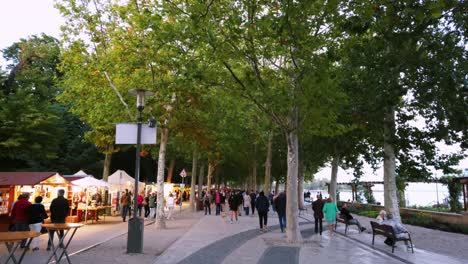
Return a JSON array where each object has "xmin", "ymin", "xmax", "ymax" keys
[{"xmin": 1, "ymin": 0, "xmax": 466, "ymax": 244}]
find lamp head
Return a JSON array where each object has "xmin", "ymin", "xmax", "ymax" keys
[{"xmin": 129, "ymin": 89, "xmax": 154, "ymax": 109}]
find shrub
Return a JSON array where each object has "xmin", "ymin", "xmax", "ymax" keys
[{"xmin": 357, "ymin": 210, "xmax": 378, "ymax": 218}]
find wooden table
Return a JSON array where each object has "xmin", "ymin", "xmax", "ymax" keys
[
  {"xmin": 0, "ymin": 231, "xmax": 41, "ymax": 264},
  {"xmin": 42, "ymin": 223, "xmax": 84, "ymax": 264}
]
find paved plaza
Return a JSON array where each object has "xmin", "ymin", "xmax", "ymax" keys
[{"xmin": 1, "ymin": 205, "xmax": 466, "ymax": 264}]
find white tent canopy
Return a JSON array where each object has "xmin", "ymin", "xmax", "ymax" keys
[
  {"xmin": 108, "ymin": 170, "xmax": 144, "ymax": 188},
  {"xmin": 72, "ymin": 176, "xmax": 110, "ymax": 188},
  {"xmin": 74, "ymin": 170, "xmax": 89, "ymax": 176}
]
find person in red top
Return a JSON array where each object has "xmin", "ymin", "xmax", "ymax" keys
[
  {"xmin": 137, "ymin": 192, "xmax": 144, "ymax": 217},
  {"xmin": 11, "ymin": 192, "xmax": 32, "ymax": 248},
  {"xmin": 215, "ymin": 190, "xmax": 221, "ymax": 215}
]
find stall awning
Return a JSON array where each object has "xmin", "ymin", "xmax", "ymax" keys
[{"xmin": 0, "ymin": 172, "xmax": 58, "ymax": 186}]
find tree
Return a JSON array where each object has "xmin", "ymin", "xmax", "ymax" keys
[
  {"xmin": 0, "ymin": 35, "xmax": 65, "ymax": 170},
  {"xmin": 339, "ymin": 0, "xmax": 467, "ymax": 220}
]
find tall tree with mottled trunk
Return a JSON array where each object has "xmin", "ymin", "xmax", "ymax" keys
[
  {"xmin": 190, "ymin": 148, "xmax": 198, "ymax": 212},
  {"xmin": 155, "ymin": 127, "xmax": 169, "ymax": 229}
]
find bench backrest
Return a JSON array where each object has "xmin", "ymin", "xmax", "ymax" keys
[{"xmin": 370, "ymin": 221, "xmax": 395, "ymax": 238}]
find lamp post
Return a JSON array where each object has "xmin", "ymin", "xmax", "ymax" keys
[{"xmin": 127, "ymin": 88, "xmax": 153, "ymax": 253}]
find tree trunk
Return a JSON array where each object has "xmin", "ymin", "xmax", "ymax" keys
[
  {"xmin": 190, "ymin": 148, "xmax": 198, "ymax": 212},
  {"xmin": 285, "ymin": 127, "xmax": 302, "ymax": 243},
  {"xmin": 215, "ymin": 170, "xmax": 220, "ymax": 190},
  {"xmin": 247, "ymin": 169, "xmax": 253, "ymax": 191},
  {"xmin": 264, "ymin": 131, "xmax": 273, "ymax": 193},
  {"xmin": 275, "ymin": 177, "xmax": 279, "ymax": 195},
  {"xmin": 397, "ymin": 188, "xmax": 406, "ymax": 208},
  {"xmin": 383, "ymin": 106, "xmax": 401, "ymax": 221},
  {"xmin": 166, "ymin": 159, "xmax": 175, "ymax": 183},
  {"xmin": 197, "ymin": 162, "xmax": 204, "ymax": 210},
  {"xmin": 298, "ymin": 160, "xmax": 305, "ymax": 210},
  {"xmin": 330, "ymin": 152, "xmax": 340, "ymax": 204},
  {"xmin": 252, "ymin": 161, "xmax": 257, "ymax": 192},
  {"xmin": 102, "ymin": 151, "xmax": 112, "ymax": 182},
  {"xmin": 206, "ymin": 160, "xmax": 215, "ymax": 193},
  {"xmin": 155, "ymin": 127, "xmax": 169, "ymax": 229}
]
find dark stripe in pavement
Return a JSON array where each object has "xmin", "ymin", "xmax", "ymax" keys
[
  {"xmin": 258, "ymin": 246, "xmax": 299, "ymax": 264},
  {"xmin": 177, "ymin": 225, "xmax": 280, "ymax": 264},
  {"xmin": 177, "ymin": 222, "xmax": 310, "ymax": 264}
]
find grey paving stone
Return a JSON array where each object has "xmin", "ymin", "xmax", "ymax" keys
[
  {"xmin": 258, "ymin": 246, "xmax": 300, "ymax": 264},
  {"xmin": 176, "ymin": 225, "xmax": 281, "ymax": 264}
]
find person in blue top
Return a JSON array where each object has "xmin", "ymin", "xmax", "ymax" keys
[{"xmin": 322, "ymin": 197, "xmax": 339, "ymax": 236}]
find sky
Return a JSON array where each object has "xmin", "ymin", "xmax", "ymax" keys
[
  {"xmin": 0, "ymin": 0, "xmax": 64, "ymax": 66},
  {"xmin": 0, "ymin": 1, "xmax": 466, "ymax": 182}
]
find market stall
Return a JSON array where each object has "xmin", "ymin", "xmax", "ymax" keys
[
  {"xmin": 107, "ymin": 170, "xmax": 145, "ymax": 215},
  {"xmin": 70, "ymin": 176, "xmax": 111, "ymax": 223},
  {"xmin": 0, "ymin": 172, "xmax": 70, "ymax": 231}
]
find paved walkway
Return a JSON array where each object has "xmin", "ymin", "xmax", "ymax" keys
[
  {"xmin": 1, "ymin": 206, "xmax": 466, "ymax": 263},
  {"xmin": 155, "ymin": 210, "xmax": 466, "ymax": 264}
]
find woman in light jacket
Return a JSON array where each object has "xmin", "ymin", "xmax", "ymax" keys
[{"xmin": 322, "ymin": 197, "xmax": 339, "ymax": 236}]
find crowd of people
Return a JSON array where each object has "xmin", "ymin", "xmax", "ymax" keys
[{"xmin": 9, "ymin": 186, "xmax": 412, "ymax": 253}]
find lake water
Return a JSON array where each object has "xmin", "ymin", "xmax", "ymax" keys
[{"xmin": 308, "ymin": 182, "xmax": 459, "ymax": 207}]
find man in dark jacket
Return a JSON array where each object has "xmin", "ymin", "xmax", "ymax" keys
[
  {"xmin": 340, "ymin": 202, "xmax": 366, "ymax": 232},
  {"xmin": 255, "ymin": 191, "xmax": 270, "ymax": 231},
  {"xmin": 312, "ymin": 195, "xmax": 324, "ymax": 235},
  {"xmin": 48, "ymin": 189, "xmax": 69, "ymax": 250},
  {"xmin": 250, "ymin": 191, "xmax": 257, "ymax": 216},
  {"xmin": 274, "ymin": 191, "xmax": 287, "ymax": 232}
]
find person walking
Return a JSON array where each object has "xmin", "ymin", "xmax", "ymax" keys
[
  {"xmin": 11, "ymin": 192, "xmax": 31, "ymax": 248},
  {"xmin": 250, "ymin": 191, "xmax": 257, "ymax": 216},
  {"xmin": 149, "ymin": 192, "xmax": 157, "ymax": 219},
  {"xmin": 228, "ymin": 191, "xmax": 239, "ymax": 223},
  {"xmin": 322, "ymin": 197, "xmax": 339, "ymax": 236},
  {"xmin": 274, "ymin": 191, "xmax": 287, "ymax": 233},
  {"xmin": 120, "ymin": 190, "xmax": 130, "ymax": 222},
  {"xmin": 166, "ymin": 193, "xmax": 175, "ymax": 220},
  {"xmin": 137, "ymin": 192, "xmax": 144, "ymax": 217},
  {"xmin": 48, "ymin": 189, "xmax": 69, "ymax": 251},
  {"xmin": 203, "ymin": 191, "xmax": 212, "ymax": 215},
  {"xmin": 215, "ymin": 190, "xmax": 221, "ymax": 215},
  {"xmin": 268, "ymin": 191, "xmax": 275, "ymax": 212},
  {"xmin": 144, "ymin": 193, "xmax": 150, "ymax": 219},
  {"xmin": 312, "ymin": 195, "xmax": 324, "ymax": 235},
  {"xmin": 243, "ymin": 192, "xmax": 251, "ymax": 216},
  {"xmin": 255, "ymin": 191, "xmax": 270, "ymax": 232},
  {"xmin": 28, "ymin": 196, "xmax": 48, "ymax": 251}
]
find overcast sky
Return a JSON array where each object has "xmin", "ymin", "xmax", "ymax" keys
[
  {"xmin": 0, "ymin": 0, "xmax": 465, "ymax": 182},
  {"xmin": 0, "ymin": 0, "xmax": 64, "ymax": 66}
]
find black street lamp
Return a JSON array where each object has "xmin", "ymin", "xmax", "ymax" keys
[{"xmin": 127, "ymin": 88, "xmax": 153, "ymax": 253}]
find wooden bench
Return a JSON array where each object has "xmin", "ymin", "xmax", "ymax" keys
[
  {"xmin": 370, "ymin": 221, "xmax": 414, "ymax": 253},
  {"xmin": 335, "ymin": 214, "xmax": 360, "ymax": 235}
]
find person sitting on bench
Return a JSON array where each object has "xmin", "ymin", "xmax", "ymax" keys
[
  {"xmin": 340, "ymin": 203, "xmax": 366, "ymax": 232},
  {"xmin": 382, "ymin": 214, "xmax": 411, "ymax": 248}
]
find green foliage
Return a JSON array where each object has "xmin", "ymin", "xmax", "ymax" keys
[
  {"xmin": 357, "ymin": 210, "xmax": 379, "ymax": 218},
  {"xmin": 0, "ymin": 35, "xmax": 65, "ymax": 169},
  {"xmin": 363, "ymin": 188, "xmax": 376, "ymax": 204},
  {"xmin": 407, "ymin": 205, "xmax": 450, "ymax": 213},
  {"xmin": 440, "ymin": 175, "xmax": 463, "ymax": 213}
]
